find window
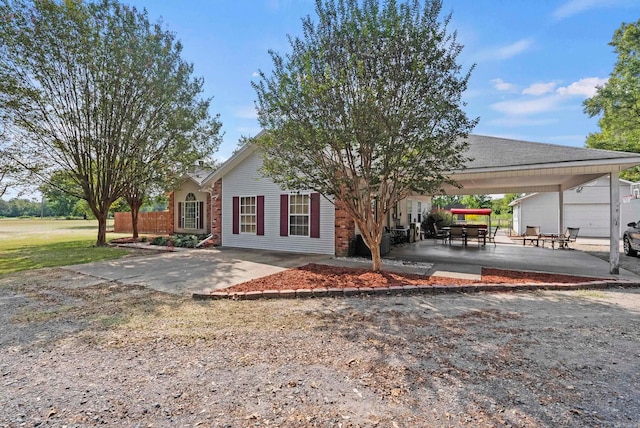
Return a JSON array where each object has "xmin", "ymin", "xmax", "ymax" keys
[
  {"xmin": 289, "ymin": 194, "xmax": 310, "ymax": 236},
  {"xmin": 406, "ymin": 200, "xmax": 413, "ymax": 223},
  {"xmin": 417, "ymin": 202, "xmax": 422, "ymax": 223},
  {"xmin": 183, "ymin": 193, "xmax": 199, "ymax": 229},
  {"xmin": 240, "ymin": 196, "xmax": 256, "ymax": 234}
]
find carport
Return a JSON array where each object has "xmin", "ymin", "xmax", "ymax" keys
[{"xmin": 439, "ymin": 135, "xmax": 640, "ymax": 274}]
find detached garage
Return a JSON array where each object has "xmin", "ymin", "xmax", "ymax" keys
[{"xmin": 510, "ymin": 176, "xmax": 640, "ymax": 237}]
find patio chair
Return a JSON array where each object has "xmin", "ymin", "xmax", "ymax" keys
[
  {"xmin": 465, "ymin": 226, "xmax": 483, "ymax": 246},
  {"xmin": 448, "ymin": 225, "xmax": 465, "ymax": 246},
  {"xmin": 556, "ymin": 227, "xmax": 580, "ymax": 249},
  {"xmin": 523, "ymin": 225, "xmax": 541, "ymax": 246},
  {"xmin": 487, "ymin": 225, "xmax": 499, "ymax": 247},
  {"xmin": 432, "ymin": 223, "xmax": 448, "ymax": 244}
]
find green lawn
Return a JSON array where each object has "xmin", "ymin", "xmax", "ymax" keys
[{"xmin": 0, "ymin": 218, "xmax": 133, "ymax": 275}]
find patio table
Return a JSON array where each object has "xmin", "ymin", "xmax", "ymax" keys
[
  {"xmin": 441, "ymin": 226, "xmax": 488, "ymax": 246},
  {"xmin": 541, "ymin": 234, "xmax": 560, "ymax": 249}
]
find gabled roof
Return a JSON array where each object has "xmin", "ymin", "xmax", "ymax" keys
[
  {"xmin": 186, "ymin": 167, "xmax": 215, "ymax": 186},
  {"xmin": 198, "ymin": 132, "xmax": 640, "ymax": 195}
]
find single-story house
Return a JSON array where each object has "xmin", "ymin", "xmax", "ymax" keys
[
  {"xmin": 510, "ymin": 177, "xmax": 640, "ymax": 237},
  {"xmin": 166, "ymin": 134, "xmax": 640, "ymax": 273}
]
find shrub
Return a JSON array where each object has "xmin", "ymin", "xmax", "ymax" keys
[
  {"xmin": 173, "ymin": 234, "xmax": 199, "ymax": 248},
  {"xmin": 150, "ymin": 236, "xmax": 172, "ymax": 246}
]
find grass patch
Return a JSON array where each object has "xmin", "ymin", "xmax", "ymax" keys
[
  {"xmin": 0, "ymin": 239, "xmax": 130, "ymax": 275},
  {"xmin": 0, "ymin": 218, "xmax": 132, "ymax": 275}
]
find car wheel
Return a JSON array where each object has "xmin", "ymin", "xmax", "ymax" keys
[{"xmin": 624, "ymin": 236, "xmax": 637, "ymax": 257}]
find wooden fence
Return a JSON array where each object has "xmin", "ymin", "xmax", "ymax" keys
[{"xmin": 114, "ymin": 211, "xmax": 170, "ymax": 234}]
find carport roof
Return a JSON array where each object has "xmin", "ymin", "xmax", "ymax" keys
[
  {"xmin": 441, "ymin": 135, "xmax": 640, "ymax": 195},
  {"xmin": 462, "ymin": 134, "xmax": 638, "ymax": 169}
]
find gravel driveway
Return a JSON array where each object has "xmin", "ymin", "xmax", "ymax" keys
[{"xmin": 1, "ymin": 260, "xmax": 640, "ymax": 427}]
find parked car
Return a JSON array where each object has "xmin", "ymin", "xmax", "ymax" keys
[{"xmin": 623, "ymin": 221, "xmax": 640, "ymax": 256}]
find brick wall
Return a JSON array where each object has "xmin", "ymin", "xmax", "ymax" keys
[
  {"xmin": 211, "ymin": 178, "xmax": 222, "ymax": 246},
  {"xmin": 206, "ymin": 192, "xmax": 212, "ymax": 235},
  {"xmin": 334, "ymin": 199, "xmax": 355, "ymax": 256}
]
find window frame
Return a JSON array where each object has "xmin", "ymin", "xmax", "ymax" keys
[
  {"xmin": 289, "ymin": 193, "xmax": 310, "ymax": 237},
  {"xmin": 239, "ymin": 195, "xmax": 257, "ymax": 234},
  {"xmin": 183, "ymin": 192, "xmax": 200, "ymax": 230}
]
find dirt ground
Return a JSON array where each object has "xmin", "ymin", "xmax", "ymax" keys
[{"xmin": 1, "ymin": 247, "xmax": 640, "ymax": 427}]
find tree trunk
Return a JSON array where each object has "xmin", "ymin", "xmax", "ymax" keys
[
  {"xmin": 369, "ymin": 240, "xmax": 382, "ymax": 272},
  {"xmin": 95, "ymin": 212, "xmax": 108, "ymax": 246},
  {"xmin": 131, "ymin": 207, "xmax": 139, "ymax": 239},
  {"xmin": 125, "ymin": 190, "xmax": 145, "ymax": 240},
  {"xmin": 357, "ymin": 224, "xmax": 383, "ymax": 272},
  {"xmin": 131, "ymin": 204, "xmax": 141, "ymax": 238}
]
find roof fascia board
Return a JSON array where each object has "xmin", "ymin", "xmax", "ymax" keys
[{"xmin": 450, "ymin": 156, "xmax": 640, "ymax": 175}]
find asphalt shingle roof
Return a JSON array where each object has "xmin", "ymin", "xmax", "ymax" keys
[{"xmin": 462, "ymin": 134, "xmax": 639, "ymax": 170}]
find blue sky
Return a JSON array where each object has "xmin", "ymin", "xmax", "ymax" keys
[{"xmin": 126, "ymin": 0, "xmax": 640, "ymax": 162}]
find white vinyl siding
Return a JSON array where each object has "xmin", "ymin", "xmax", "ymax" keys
[{"xmin": 222, "ymin": 151, "xmax": 335, "ymax": 254}]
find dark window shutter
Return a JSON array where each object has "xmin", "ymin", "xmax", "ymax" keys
[
  {"xmin": 310, "ymin": 193, "xmax": 320, "ymax": 238},
  {"xmin": 257, "ymin": 196, "xmax": 265, "ymax": 236},
  {"xmin": 280, "ymin": 194, "xmax": 288, "ymax": 237},
  {"xmin": 198, "ymin": 201, "xmax": 204, "ymax": 229},
  {"xmin": 178, "ymin": 202, "xmax": 183, "ymax": 228},
  {"xmin": 232, "ymin": 196, "xmax": 239, "ymax": 234}
]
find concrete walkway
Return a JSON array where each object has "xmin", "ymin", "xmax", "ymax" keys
[
  {"xmin": 64, "ymin": 236, "xmax": 640, "ymax": 295},
  {"xmin": 66, "ymin": 246, "xmax": 331, "ymax": 295}
]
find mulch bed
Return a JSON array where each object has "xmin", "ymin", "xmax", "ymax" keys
[{"xmin": 225, "ymin": 263, "xmax": 606, "ymax": 293}]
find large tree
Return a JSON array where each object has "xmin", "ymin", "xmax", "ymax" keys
[
  {"xmin": 0, "ymin": 0, "xmax": 221, "ymax": 245},
  {"xmin": 253, "ymin": 0, "xmax": 476, "ymax": 270},
  {"xmin": 584, "ymin": 19, "xmax": 640, "ymax": 181},
  {"xmin": 0, "ymin": 129, "xmax": 24, "ymax": 199}
]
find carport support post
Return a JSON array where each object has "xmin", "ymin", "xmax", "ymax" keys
[
  {"xmin": 610, "ymin": 171, "xmax": 620, "ymax": 275},
  {"xmin": 558, "ymin": 187, "xmax": 564, "ymax": 234}
]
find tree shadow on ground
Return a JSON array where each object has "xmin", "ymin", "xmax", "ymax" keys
[{"xmin": 308, "ymin": 290, "xmax": 640, "ymax": 426}]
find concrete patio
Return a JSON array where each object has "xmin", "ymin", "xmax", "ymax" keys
[{"xmin": 384, "ymin": 233, "xmax": 638, "ymax": 281}]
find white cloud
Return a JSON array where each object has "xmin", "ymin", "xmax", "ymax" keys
[
  {"xmin": 488, "ymin": 117, "xmax": 558, "ymax": 127},
  {"xmin": 556, "ymin": 77, "xmax": 608, "ymax": 97},
  {"xmin": 522, "ymin": 82, "xmax": 557, "ymax": 96},
  {"xmin": 235, "ymin": 105, "xmax": 258, "ymax": 119},
  {"xmin": 476, "ymin": 38, "xmax": 534, "ymax": 61},
  {"xmin": 252, "ymin": 71, "xmax": 259, "ymax": 78},
  {"xmin": 491, "ymin": 78, "xmax": 517, "ymax": 92},
  {"xmin": 552, "ymin": 0, "xmax": 614, "ymax": 20},
  {"xmin": 491, "ymin": 95, "xmax": 562, "ymax": 116}
]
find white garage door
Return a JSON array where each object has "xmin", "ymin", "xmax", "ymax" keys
[{"xmin": 564, "ymin": 204, "xmax": 609, "ymax": 237}]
